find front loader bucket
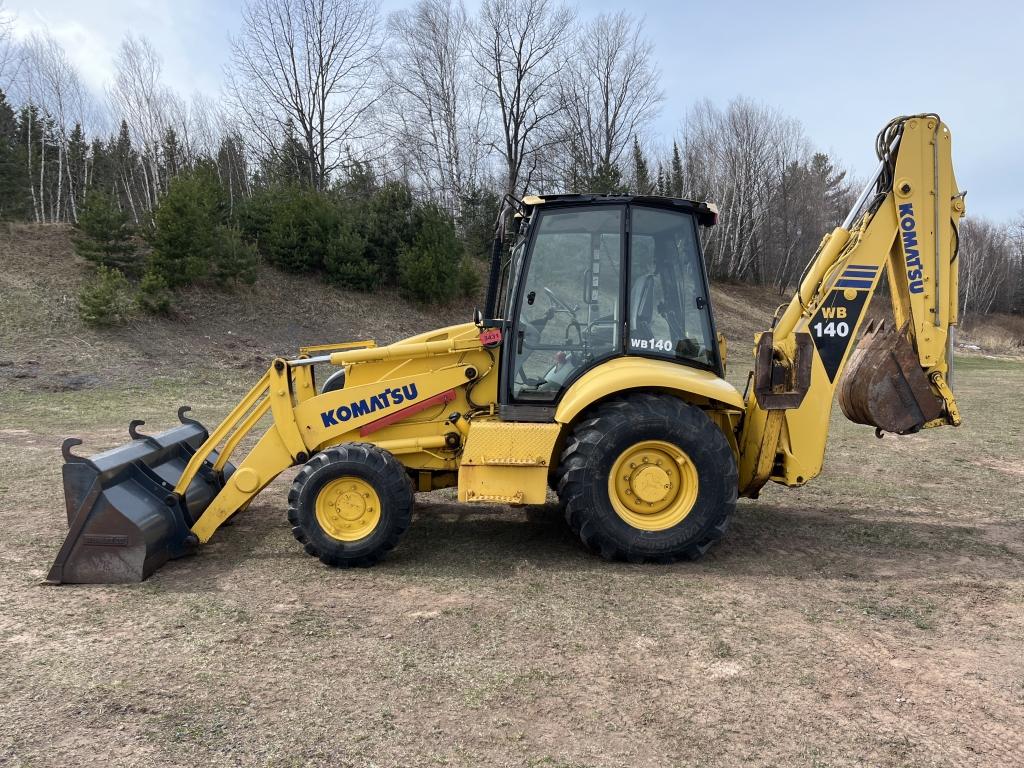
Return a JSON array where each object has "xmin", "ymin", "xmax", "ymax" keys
[
  {"xmin": 46, "ymin": 407, "xmax": 235, "ymax": 584},
  {"xmin": 839, "ymin": 321, "xmax": 944, "ymax": 434}
]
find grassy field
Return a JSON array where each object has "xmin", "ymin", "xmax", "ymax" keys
[{"xmin": 2, "ymin": 225, "xmax": 1024, "ymax": 767}]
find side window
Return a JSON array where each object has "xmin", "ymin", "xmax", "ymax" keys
[
  {"xmin": 512, "ymin": 207, "xmax": 623, "ymax": 401},
  {"xmin": 628, "ymin": 207, "xmax": 715, "ymax": 368}
]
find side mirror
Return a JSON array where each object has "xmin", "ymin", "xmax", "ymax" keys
[{"xmin": 473, "ymin": 308, "xmax": 483, "ymax": 327}]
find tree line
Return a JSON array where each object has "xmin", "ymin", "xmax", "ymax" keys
[{"xmin": 0, "ymin": 0, "xmax": 1021, "ymax": 319}]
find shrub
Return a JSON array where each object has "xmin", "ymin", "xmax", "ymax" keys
[
  {"xmin": 73, "ymin": 189, "xmax": 138, "ymax": 273},
  {"xmin": 365, "ymin": 182, "xmax": 416, "ymax": 286},
  {"xmin": 456, "ymin": 256, "xmax": 482, "ymax": 300},
  {"xmin": 136, "ymin": 270, "xmax": 173, "ymax": 315},
  {"xmin": 78, "ymin": 265, "xmax": 134, "ymax": 326},
  {"xmin": 399, "ymin": 205, "xmax": 466, "ymax": 304},
  {"xmin": 324, "ymin": 213, "xmax": 375, "ymax": 290},
  {"xmin": 149, "ymin": 166, "xmax": 227, "ymax": 288},
  {"xmin": 212, "ymin": 226, "xmax": 259, "ymax": 288},
  {"xmin": 247, "ymin": 185, "xmax": 341, "ymax": 274}
]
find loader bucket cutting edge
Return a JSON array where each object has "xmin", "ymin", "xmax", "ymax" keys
[
  {"xmin": 838, "ymin": 321, "xmax": 944, "ymax": 435},
  {"xmin": 46, "ymin": 406, "xmax": 236, "ymax": 585}
]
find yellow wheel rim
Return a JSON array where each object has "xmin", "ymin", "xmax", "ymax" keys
[
  {"xmin": 608, "ymin": 440, "xmax": 699, "ymax": 531},
  {"xmin": 315, "ymin": 477, "xmax": 381, "ymax": 542}
]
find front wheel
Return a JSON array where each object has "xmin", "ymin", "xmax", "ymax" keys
[
  {"xmin": 556, "ymin": 394, "xmax": 737, "ymax": 562},
  {"xmin": 288, "ymin": 443, "xmax": 413, "ymax": 568}
]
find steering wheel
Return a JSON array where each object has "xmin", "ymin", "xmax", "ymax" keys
[{"xmin": 543, "ymin": 286, "xmax": 577, "ymax": 315}]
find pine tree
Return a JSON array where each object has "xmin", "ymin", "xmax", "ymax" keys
[
  {"xmin": 670, "ymin": 141, "xmax": 684, "ymax": 198},
  {"xmin": 211, "ymin": 225, "xmax": 259, "ymax": 288},
  {"xmin": 149, "ymin": 165, "xmax": 227, "ymax": 287},
  {"xmin": 90, "ymin": 138, "xmax": 114, "ymax": 197},
  {"xmin": 0, "ymin": 90, "xmax": 29, "ymax": 220},
  {"xmin": 162, "ymin": 127, "xmax": 180, "ymax": 183},
  {"xmin": 655, "ymin": 164, "xmax": 667, "ymax": 197},
  {"xmin": 266, "ymin": 119, "xmax": 313, "ymax": 186},
  {"xmin": 631, "ymin": 136, "xmax": 652, "ymax": 195},
  {"xmin": 111, "ymin": 120, "xmax": 139, "ymax": 222},
  {"xmin": 73, "ymin": 189, "xmax": 138, "ymax": 272},
  {"xmin": 458, "ymin": 183, "xmax": 501, "ymax": 260},
  {"xmin": 583, "ymin": 161, "xmax": 623, "ymax": 195},
  {"xmin": 66, "ymin": 123, "xmax": 88, "ymax": 222},
  {"xmin": 365, "ymin": 182, "xmax": 416, "ymax": 286},
  {"xmin": 399, "ymin": 203, "xmax": 466, "ymax": 303},
  {"xmin": 78, "ymin": 265, "xmax": 134, "ymax": 326}
]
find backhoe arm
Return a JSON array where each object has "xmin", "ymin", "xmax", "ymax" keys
[{"xmin": 738, "ymin": 115, "xmax": 965, "ymax": 497}]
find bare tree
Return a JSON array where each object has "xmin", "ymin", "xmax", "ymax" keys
[
  {"xmin": 227, "ymin": 0, "xmax": 383, "ymax": 189},
  {"xmin": 681, "ymin": 98, "xmax": 807, "ymax": 282},
  {"xmin": 0, "ymin": 0, "xmax": 19, "ymax": 87},
  {"xmin": 557, "ymin": 12, "xmax": 663, "ymax": 186},
  {"xmin": 110, "ymin": 35, "xmax": 174, "ymax": 211},
  {"xmin": 959, "ymin": 217, "xmax": 1014, "ymax": 317},
  {"xmin": 472, "ymin": 0, "xmax": 574, "ymax": 198},
  {"xmin": 382, "ymin": 0, "xmax": 487, "ymax": 214}
]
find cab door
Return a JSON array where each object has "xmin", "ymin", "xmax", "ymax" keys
[{"xmin": 506, "ymin": 205, "xmax": 625, "ymax": 403}]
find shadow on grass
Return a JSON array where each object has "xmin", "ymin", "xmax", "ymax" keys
[{"xmin": 141, "ymin": 497, "xmax": 1023, "ymax": 590}]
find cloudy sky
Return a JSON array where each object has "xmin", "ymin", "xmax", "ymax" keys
[{"xmin": 8, "ymin": 0, "xmax": 1022, "ymax": 220}]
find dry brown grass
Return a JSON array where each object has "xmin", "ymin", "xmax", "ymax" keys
[
  {"xmin": 960, "ymin": 313, "xmax": 1024, "ymax": 355},
  {"xmin": 2, "ymin": 225, "xmax": 1024, "ymax": 767}
]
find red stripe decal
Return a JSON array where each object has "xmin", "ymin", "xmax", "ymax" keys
[{"xmin": 359, "ymin": 389, "xmax": 457, "ymax": 437}]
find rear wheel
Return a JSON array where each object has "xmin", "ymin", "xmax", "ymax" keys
[
  {"xmin": 288, "ymin": 443, "xmax": 413, "ymax": 567},
  {"xmin": 556, "ymin": 394, "xmax": 736, "ymax": 562}
]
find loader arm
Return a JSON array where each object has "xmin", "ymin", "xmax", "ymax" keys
[{"xmin": 738, "ymin": 114, "xmax": 965, "ymax": 497}]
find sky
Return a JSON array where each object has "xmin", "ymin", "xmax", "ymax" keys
[{"xmin": 8, "ymin": 0, "xmax": 1023, "ymax": 220}]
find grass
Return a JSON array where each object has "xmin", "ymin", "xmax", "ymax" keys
[{"xmin": 3, "ymin": 225, "xmax": 1024, "ymax": 766}]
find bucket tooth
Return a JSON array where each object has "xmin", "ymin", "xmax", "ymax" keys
[
  {"xmin": 46, "ymin": 410, "xmax": 236, "ymax": 584},
  {"xmin": 839, "ymin": 322, "xmax": 944, "ymax": 435}
]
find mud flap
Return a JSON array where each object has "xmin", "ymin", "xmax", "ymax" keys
[
  {"xmin": 838, "ymin": 321, "xmax": 944, "ymax": 434},
  {"xmin": 46, "ymin": 407, "xmax": 235, "ymax": 584}
]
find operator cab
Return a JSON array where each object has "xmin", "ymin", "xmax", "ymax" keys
[{"xmin": 495, "ymin": 195, "xmax": 722, "ymax": 406}]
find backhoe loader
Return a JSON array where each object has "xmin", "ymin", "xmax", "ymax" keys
[{"xmin": 47, "ymin": 114, "xmax": 965, "ymax": 583}]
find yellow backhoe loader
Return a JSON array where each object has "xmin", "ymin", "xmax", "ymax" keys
[{"xmin": 47, "ymin": 114, "xmax": 965, "ymax": 583}]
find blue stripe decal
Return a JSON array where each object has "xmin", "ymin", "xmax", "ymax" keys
[
  {"xmin": 846, "ymin": 264, "xmax": 878, "ymax": 272},
  {"xmin": 844, "ymin": 268, "xmax": 877, "ymax": 277},
  {"xmin": 835, "ymin": 278, "xmax": 874, "ymax": 289}
]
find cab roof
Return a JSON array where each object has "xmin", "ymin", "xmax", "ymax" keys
[{"xmin": 519, "ymin": 194, "xmax": 719, "ymax": 227}]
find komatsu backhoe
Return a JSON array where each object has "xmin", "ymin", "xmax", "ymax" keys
[{"xmin": 47, "ymin": 114, "xmax": 965, "ymax": 583}]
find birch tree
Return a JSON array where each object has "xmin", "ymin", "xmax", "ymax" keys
[
  {"xmin": 110, "ymin": 35, "xmax": 174, "ymax": 211},
  {"xmin": 959, "ymin": 218, "xmax": 1014, "ymax": 317},
  {"xmin": 17, "ymin": 33, "xmax": 90, "ymax": 222}
]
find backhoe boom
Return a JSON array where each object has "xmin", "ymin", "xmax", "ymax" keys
[{"xmin": 738, "ymin": 114, "xmax": 964, "ymax": 496}]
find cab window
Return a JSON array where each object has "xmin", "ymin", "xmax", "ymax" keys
[{"xmin": 628, "ymin": 207, "xmax": 715, "ymax": 369}]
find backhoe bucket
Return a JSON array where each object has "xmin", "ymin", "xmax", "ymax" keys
[
  {"xmin": 839, "ymin": 321, "xmax": 944, "ymax": 434},
  {"xmin": 46, "ymin": 407, "xmax": 235, "ymax": 584}
]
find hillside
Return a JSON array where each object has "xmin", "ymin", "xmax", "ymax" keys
[
  {"xmin": 0, "ymin": 224, "xmax": 784, "ymax": 390},
  {"xmin": 1, "ymin": 224, "xmax": 1018, "ymax": 397}
]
